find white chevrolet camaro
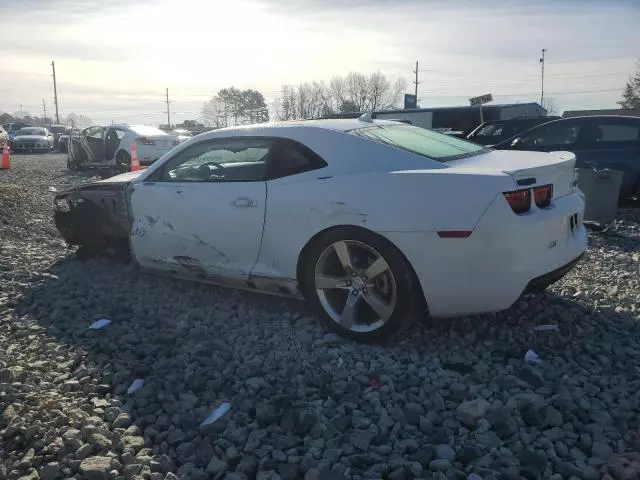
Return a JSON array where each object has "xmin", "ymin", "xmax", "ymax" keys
[{"xmin": 54, "ymin": 117, "xmax": 587, "ymax": 342}]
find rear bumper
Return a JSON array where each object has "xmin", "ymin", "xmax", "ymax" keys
[
  {"xmin": 523, "ymin": 253, "xmax": 584, "ymax": 293},
  {"xmin": 385, "ymin": 190, "xmax": 587, "ymax": 318}
]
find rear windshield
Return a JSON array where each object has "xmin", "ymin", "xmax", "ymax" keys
[
  {"xmin": 130, "ymin": 125, "xmax": 167, "ymax": 136},
  {"xmin": 352, "ymin": 124, "xmax": 486, "ymax": 161}
]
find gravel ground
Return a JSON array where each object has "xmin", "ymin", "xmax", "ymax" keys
[{"xmin": 1, "ymin": 153, "xmax": 640, "ymax": 480}]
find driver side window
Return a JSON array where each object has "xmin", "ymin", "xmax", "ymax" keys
[{"xmin": 156, "ymin": 138, "xmax": 273, "ymax": 183}]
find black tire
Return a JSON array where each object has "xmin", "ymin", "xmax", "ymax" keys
[
  {"xmin": 301, "ymin": 226, "xmax": 422, "ymax": 343},
  {"xmin": 115, "ymin": 150, "xmax": 131, "ymax": 172}
]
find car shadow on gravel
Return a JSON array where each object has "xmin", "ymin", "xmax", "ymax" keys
[{"xmin": 9, "ymin": 248, "xmax": 640, "ymax": 478}]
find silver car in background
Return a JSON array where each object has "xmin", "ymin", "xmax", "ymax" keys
[{"xmin": 12, "ymin": 127, "xmax": 55, "ymax": 153}]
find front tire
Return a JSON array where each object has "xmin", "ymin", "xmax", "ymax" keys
[{"xmin": 302, "ymin": 227, "xmax": 421, "ymax": 343}]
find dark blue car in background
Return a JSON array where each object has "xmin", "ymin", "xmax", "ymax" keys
[{"xmin": 493, "ymin": 115, "xmax": 640, "ymax": 200}]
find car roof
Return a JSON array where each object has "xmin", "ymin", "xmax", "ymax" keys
[{"xmin": 196, "ymin": 118, "xmax": 401, "ymax": 139}]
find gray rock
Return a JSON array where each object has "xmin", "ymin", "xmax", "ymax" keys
[
  {"xmin": 591, "ymin": 441, "xmax": 613, "ymax": 459},
  {"xmin": 518, "ymin": 449, "xmax": 548, "ymax": 473},
  {"xmin": 409, "ymin": 445, "xmax": 435, "ymax": 467},
  {"xmin": 206, "ymin": 455, "xmax": 227, "ymax": 475},
  {"xmin": 455, "ymin": 398, "xmax": 491, "ymax": 427},
  {"xmin": 15, "ymin": 469, "xmax": 39, "ymax": 480},
  {"xmin": 75, "ymin": 444, "xmax": 94, "ymax": 460},
  {"xmin": 590, "ymin": 410, "xmax": 614, "ymax": 426},
  {"xmin": 429, "ymin": 459, "xmax": 452, "ymax": 471},
  {"xmin": 351, "ymin": 429, "xmax": 376, "ymax": 451},
  {"xmin": 166, "ymin": 429, "xmax": 186, "ymax": 446},
  {"xmin": 244, "ymin": 430, "xmax": 267, "ymax": 453},
  {"xmin": 122, "ymin": 435, "xmax": 145, "ymax": 453},
  {"xmin": 435, "ymin": 444, "xmax": 455, "ymax": 461},
  {"xmin": 123, "ymin": 464, "xmax": 144, "ymax": 478},
  {"xmin": 517, "ymin": 366, "xmax": 545, "ymax": 388},
  {"xmin": 236, "ymin": 456, "xmax": 258, "ymax": 476},
  {"xmin": 38, "ymin": 462, "xmax": 61, "ymax": 480},
  {"xmin": 112, "ymin": 413, "xmax": 133, "ymax": 429},
  {"xmin": 256, "ymin": 471, "xmax": 281, "ymax": 480},
  {"xmin": 475, "ymin": 431, "xmax": 501, "ymax": 450},
  {"xmin": 543, "ymin": 406, "xmax": 563, "ymax": 427},
  {"xmin": 486, "ymin": 407, "xmax": 518, "ymax": 438},
  {"xmin": 387, "ymin": 467, "xmax": 408, "ymax": 480},
  {"xmin": 79, "ymin": 457, "xmax": 114, "ymax": 480},
  {"xmin": 17, "ymin": 448, "xmax": 35, "ymax": 470}
]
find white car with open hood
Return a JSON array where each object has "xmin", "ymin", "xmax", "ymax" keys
[{"xmin": 53, "ymin": 117, "xmax": 587, "ymax": 342}]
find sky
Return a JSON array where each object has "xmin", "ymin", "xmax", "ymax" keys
[{"xmin": 0, "ymin": 0, "xmax": 638, "ymax": 126}]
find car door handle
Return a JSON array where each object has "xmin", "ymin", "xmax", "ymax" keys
[{"xmin": 232, "ymin": 197, "xmax": 256, "ymax": 208}]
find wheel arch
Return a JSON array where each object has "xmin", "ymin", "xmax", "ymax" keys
[{"xmin": 295, "ymin": 224, "xmax": 428, "ymax": 311}]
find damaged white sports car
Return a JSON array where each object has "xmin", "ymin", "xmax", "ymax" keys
[{"xmin": 54, "ymin": 117, "xmax": 587, "ymax": 342}]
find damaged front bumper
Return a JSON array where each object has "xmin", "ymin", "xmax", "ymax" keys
[{"xmin": 53, "ymin": 183, "xmax": 133, "ymax": 256}]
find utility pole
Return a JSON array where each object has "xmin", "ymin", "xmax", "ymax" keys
[
  {"xmin": 51, "ymin": 61, "xmax": 60, "ymax": 124},
  {"xmin": 165, "ymin": 88, "xmax": 171, "ymax": 129},
  {"xmin": 412, "ymin": 61, "xmax": 420, "ymax": 106},
  {"xmin": 42, "ymin": 99, "xmax": 48, "ymax": 124},
  {"xmin": 19, "ymin": 104, "xmax": 24, "ymax": 117},
  {"xmin": 539, "ymin": 48, "xmax": 546, "ymax": 107}
]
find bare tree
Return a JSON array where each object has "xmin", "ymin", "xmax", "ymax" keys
[
  {"xmin": 274, "ymin": 71, "xmax": 407, "ymax": 120},
  {"xmin": 201, "ymin": 97, "xmax": 225, "ymax": 128}
]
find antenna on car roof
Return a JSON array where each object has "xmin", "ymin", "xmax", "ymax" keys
[{"xmin": 358, "ymin": 111, "xmax": 375, "ymax": 123}]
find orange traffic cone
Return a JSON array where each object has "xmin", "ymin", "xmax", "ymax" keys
[
  {"xmin": 1, "ymin": 143, "xmax": 10, "ymax": 170},
  {"xmin": 130, "ymin": 144, "xmax": 140, "ymax": 172}
]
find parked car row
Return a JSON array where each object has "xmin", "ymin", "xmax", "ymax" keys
[{"xmin": 1, "ymin": 123, "xmax": 74, "ymax": 152}]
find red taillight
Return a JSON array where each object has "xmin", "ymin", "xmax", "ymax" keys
[
  {"xmin": 533, "ymin": 184, "xmax": 552, "ymax": 208},
  {"xmin": 503, "ymin": 189, "xmax": 531, "ymax": 214},
  {"xmin": 135, "ymin": 136, "xmax": 155, "ymax": 145}
]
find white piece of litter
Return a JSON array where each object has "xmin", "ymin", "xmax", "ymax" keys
[
  {"xmin": 48, "ymin": 186, "xmax": 58, "ymax": 192},
  {"xmin": 201, "ymin": 402, "xmax": 231, "ymax": 426},
  {"xmin": 533, "ymin": 324, "xmax": 559, "ymax": 331},
  {"xmin": 127, "ymin": 379, "xmax": 145, "ymax": 395},
  {"xmin": 87, "ymin": 319, "xmax": 111, "ymax": 330},
  {"xmin": 524, "ymin": 349, "xmax": 541, "ymax": 363}
]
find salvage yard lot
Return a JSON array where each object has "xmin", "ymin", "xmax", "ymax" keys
[{"xmin": 1, "ymin": 153, "xmax": 640, "ymax": 480}]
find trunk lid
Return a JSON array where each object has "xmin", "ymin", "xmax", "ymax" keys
[
  {"xmin": 147, "ymin": 135, "xmax": 176, "ymax": 149},
  {"xmin": 447, "ymin": 149, "xmax": 577, "ymax": 198}
]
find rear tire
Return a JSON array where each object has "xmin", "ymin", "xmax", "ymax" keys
[{"xmin": 301, "ymin": 227, "xmax": 421, "ymax": 343}]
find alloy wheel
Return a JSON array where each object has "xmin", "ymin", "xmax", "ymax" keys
[{"xmin": 314, "ymin": 240, "xmax": 397, "ymax": 333}]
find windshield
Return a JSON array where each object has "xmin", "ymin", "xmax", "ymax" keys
[
  {"xmin": 352, "ymin": 124, "xmax": 486, "ymax": 161},
  {"xmin": 130, "ymin": 125, "xmax": 168, "ymax": 136},
  {"xmin": 16, "ymin": 128, "xmax": 46, "ymax": 136}
]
